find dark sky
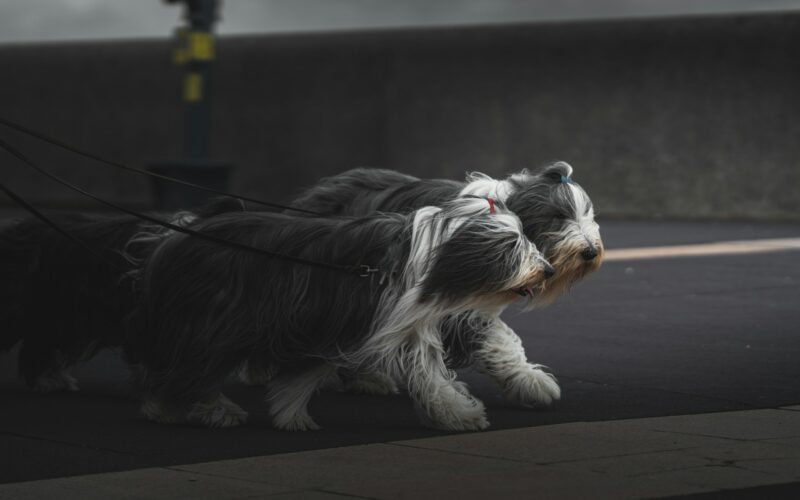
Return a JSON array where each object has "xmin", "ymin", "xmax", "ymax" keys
[{"xmin": 1, "ymin": 0, "xmax": 799, "ymax": 44}]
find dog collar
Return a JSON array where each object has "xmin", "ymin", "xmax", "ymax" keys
[{"xmin": 487, "ymin": 197, "xmax": 496, "ymax": 214}]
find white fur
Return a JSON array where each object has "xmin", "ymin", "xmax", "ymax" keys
[
  {"xmin": 33, "ymin": 368, "xmax": 79, "ymax": 393},
  {"xmin": 141, "ymin": 392, "xmax": 248, "ymax": 428},
  {"xmin": 459, "ymin": 172, "xmax": 516, "ymax": 201},
  {"xmin": 342, "ymin": 199, "xmax": 543, "ymax": 430},
  {"xmin": 567, "ymin": 182, "xmax": 601, "ymax": 245},
  {"xmin": 474, "ymin": 319, "xmax": 561, "ymax": 406},
  {"xmin": 186, "ymin": 393, "xmax": 249, "ymax": 428},
  {"xmin": 268, "ymin": 363, "xmax": 339, "ymax": 431}
]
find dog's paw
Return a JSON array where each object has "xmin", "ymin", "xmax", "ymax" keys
[
  {"xmin": 32, "ymin": 369, "xmax": 79, "ymax": 393},
  {"xmin": 188, "ymin": 393, "xmax": 249, "ymax": 428},
  {"xmin": 442, "ymin": 409, "xmax": 490, "ymax": 432},
  {"xmin": 343, "ymin": 372, "xmax": 399, "ymax": 396},
  {"xmin": 419, "ymin": 384, "xmax": 490, "ymax": 431},
  {"xmin": 503, "ymin": 364, "xmax": 561, "ymax": 407}
]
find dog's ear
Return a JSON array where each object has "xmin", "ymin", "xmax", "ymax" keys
[{"xmin": 540, "ymin": 161, "xmax": 574, "ymax": 183}]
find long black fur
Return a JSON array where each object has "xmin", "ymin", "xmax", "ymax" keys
[
  {"xmin": 0, "ymin": 197, "xmax": 245, "ymax": 389},
  {"xmin": 127, "ymin": 198, "xmax": 542, "ymax": 429}
]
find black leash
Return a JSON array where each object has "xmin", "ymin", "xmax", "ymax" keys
[
  {"xmin": 0, "ymin": 137, "xmax": 378, "ymax": 278},
  {"xmin": 0, "ymin": 116, "xmax": 322, "ymax": 216}
]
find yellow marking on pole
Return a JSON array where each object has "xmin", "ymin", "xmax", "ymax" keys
[
  {"xmin": 188, "ymin": 31, "xmax": 214, "ymax": 61},
  {"xmin": 184, "ymin": 72, "xmax": 203, "ymax": 102},
  {"xmin": 604, "ymin": 237, "xmax": 800, "ymax": 262}
]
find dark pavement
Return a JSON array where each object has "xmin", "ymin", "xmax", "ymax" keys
[{"xmin": 1, "ymin": 219, "xmax": 799, "ymax": 485}]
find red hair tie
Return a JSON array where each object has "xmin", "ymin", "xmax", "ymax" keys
[{"xmin": 487, "ymin": 197, "xmax": 496, "ymax": 214}]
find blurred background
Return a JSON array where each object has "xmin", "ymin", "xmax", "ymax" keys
[
  {"xmin": 0, "ymin": 0, "xmax": 799, "ymax": 218},
  {"xmin": 2, "ymin": 3, "xmax": 800, "ymax": 492}
]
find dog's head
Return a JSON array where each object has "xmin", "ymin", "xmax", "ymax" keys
[
  {"xmin": 414, "ymin": 197, "xmax": 555, "ymax": 312},
  {"xmin": 504, "ymin": 162, "xmax": 603, "ymax": 304}
]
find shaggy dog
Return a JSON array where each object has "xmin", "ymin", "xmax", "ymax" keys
[
  {"xmin": 281, "ymin": 161, "xmax": 603, "ymax": 406},
  {"xmin": 128, "ymin": 197, "xmax": 555, "ymax": 431},
  {"xmin": 0, "ymin": 198, "xmax": 243, "ymax": 391},
  {"xmin": 292, "ymin": 162, "xmax": 602, "ymax": 303}
]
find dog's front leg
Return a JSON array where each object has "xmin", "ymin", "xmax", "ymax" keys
[
  {"xmin": 474, "ymin": 319, "xmax": 561, "ymax": 407},
  {"xmin": 404, "ymin": 327, "xmax": 489, "ymax": 431}
]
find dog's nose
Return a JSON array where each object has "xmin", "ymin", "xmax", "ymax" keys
[
  {"xmin": 581, "ymin": 245, "xmax": 598, "ymax": 261},
  {"xmin": 543, "ymin": 263, "xmax": 556, "ymax": 279}
]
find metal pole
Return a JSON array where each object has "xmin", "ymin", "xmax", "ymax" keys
[
  {"xmin": 151, "ymin": 0, "xmax": 229, "ymax": 210},
  {"xmin": 170, "ymin": 0, "xmax": 218, "ymax": 160}
]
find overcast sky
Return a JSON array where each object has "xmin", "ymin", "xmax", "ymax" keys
[{"xmin": 1, "ymin": 0, "xmax": 799, "ymax": 44}]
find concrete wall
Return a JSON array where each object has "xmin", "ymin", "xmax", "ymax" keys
[{"xmin": 0, "ymin": 12, "xmax": 798, "ymax": 219}]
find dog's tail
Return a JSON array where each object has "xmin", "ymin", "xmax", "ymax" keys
[
  {"xmin": 0, "ymin": 219, "xmax": 40, "ymax": 351},
  {"xmin": 291, "ymin": 167, "xmax": 419, "ymax": 216}
]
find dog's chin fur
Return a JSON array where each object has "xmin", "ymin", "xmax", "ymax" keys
[
  {"xmin": 533, "ymin": 242, "xmax": 604, "ymax": 307},
  {"xmin": 129, "ymin": 197, "xmax": 552, "ymax": 431}
]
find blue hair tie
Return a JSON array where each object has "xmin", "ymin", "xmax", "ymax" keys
[{"xmin": 560, "ymin": 175, "xmax": 573, "ymax": 184}]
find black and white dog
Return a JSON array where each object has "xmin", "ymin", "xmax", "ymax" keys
[
  {"xmin": 128, "ymin": 197, "xmax": 554, "ymax": 431},
  {"xmin": 292, "ymin": 161, "xmax": 602, "ymax": 304},
  {"xmin": 284, "ymin": 161, "xmax": 603, "ymax": 406},
  {"xmin": 0, "ymin": 198, "xmax": 244, "ymax": 391}
]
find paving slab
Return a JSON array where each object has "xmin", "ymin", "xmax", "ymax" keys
[
  {"xmin": 265, "ymin": 492, "xmax": 367, "ymax": 500},
  {"xmin": 679, "ymin": 440, "xmax": 800, "ymax": 463},
  {"xmin": 396, "ymin": 422, "xmax": 731, "ymax": 464},
  {"xmin": 167, "ymin": 444, "xmax": 706, "ymax": 500},
  {"xmin": 658, "ymin": 481, "xmax": 800, "ymax": 500},
  {"xmin": 550, "ymin": 449, "xmax": 710, "ymax": 477},
  {"xmin": 625, "ymin": 409, "xmax": 800, "ymax": 441},
  {"xmin": 639, "ymin": 464, "xmax": 794, "ymax": 491},
  {"xmin": 763, "ymin": 437, "xmax": 800, "ymax": 450},
  {"xmin": 734, "ymin": 457, "xmax": 800, "ymax": 480},
  {"xmin": 8, "ymin": 408, "xmax": 800, "ymax": 499},
  {"xmin": 0, "ymin": 467, "xmax": 291, "ymax": 500},
  {"xmin": 175, "ymin": 443, "xmax": 529, "ymax": 493}
]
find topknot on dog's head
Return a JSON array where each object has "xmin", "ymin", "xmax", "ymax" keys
[{"xmin": 539, "ymin": 161, "xmax": 574, "ymax": 184}]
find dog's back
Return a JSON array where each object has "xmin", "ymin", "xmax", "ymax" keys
[
  {"xmin": 128, "ymin": 210, "xmax": 410, "ymax": 403},
  {"xmin": 292, "ymin": 167, "xmax": 463, "ymax": 216}
]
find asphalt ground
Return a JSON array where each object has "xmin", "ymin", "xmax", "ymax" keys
[{"xmin": 1, "ymin": 219, "xmax": 799, "ymax": 485}]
